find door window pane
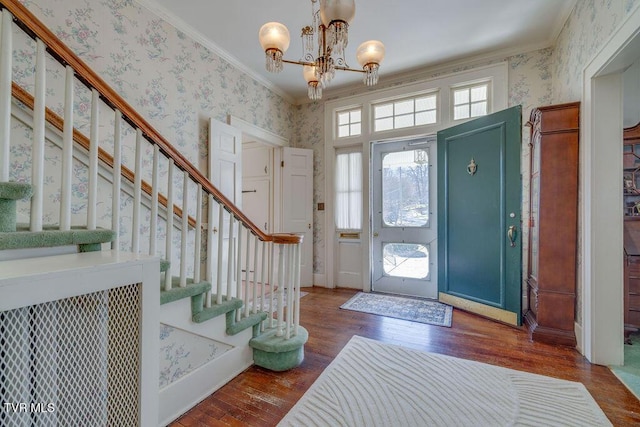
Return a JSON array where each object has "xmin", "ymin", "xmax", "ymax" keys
[
  {"xmin": 383, "ymin": 243, "xmax": 429, "ymax": 279},
  {"xmin": 382, "ymin": 150, "xmax": 429, "ymax": 227}
]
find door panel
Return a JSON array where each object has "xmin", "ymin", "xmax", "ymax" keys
[
  {"xmin": 209, "ymin": 119, "xmax": 242, "ymax": 208},
  {"xmin": 371, "ymin": 138, "xmax": 437, "ymax": 299},
  {"xmin": 209, "ymin": 119, "xmax": 242, "ymax": 294},
  {"xmin": 437, "ymin": 106, "xmax": 522, "ymax": 325},
  {"xmin": 281, "ymin": 147, "xmax": 313, "ymax": 286}
]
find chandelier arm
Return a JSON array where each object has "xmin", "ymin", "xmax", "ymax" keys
[
  {"xmin": 281, "ymin": 58, "xmax": 366, "ymax": 74},
  {"xmin": 335, "ymin": 66, "xmax": 366, "ymax": 74}
]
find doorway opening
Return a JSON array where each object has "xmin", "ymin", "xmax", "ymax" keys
[{"xmin": 581, "ymin": 5, "xmax": 640, "ymax": 365}]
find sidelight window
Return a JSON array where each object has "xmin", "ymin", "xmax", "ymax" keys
[{"xmin": 335, "ymin": 149, "xmax": 362, "ymax": 230}]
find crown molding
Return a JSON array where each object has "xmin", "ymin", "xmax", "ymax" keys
[{"xmin": 133, "ymin": 0, "xmax": 295, "ymax": 104}]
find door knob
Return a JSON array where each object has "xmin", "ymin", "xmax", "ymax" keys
[{"xmin": 507, "ymin": 225, "xmax": 517, "ymax": 247}]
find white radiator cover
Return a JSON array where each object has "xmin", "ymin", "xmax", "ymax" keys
[{"xmin": 0, "ymin": 251, "xmax": 159, "ymax": 426}]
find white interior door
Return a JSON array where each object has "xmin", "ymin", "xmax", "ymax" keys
[
  {"xmin": 209, "ymin": 119, "xmax": 242, "ymax": 206},
  {"xmin": 242, "ymin": 145, "xmax": 272, "ymax": 233},
  {"xmin": 209, "ymin": 119, "xmax": 242, "ymax": 295},
  {"xmin": 371, "ymin": 138, "xmax": 437, "ymax": 299},
  {"xmin": 281, "ymin": 147, "xmax": 313, "ymax": 287}
]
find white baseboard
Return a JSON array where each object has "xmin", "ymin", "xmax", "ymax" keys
[
  {"xmin": 313, "ymin": 273, "xmax": 326, "ymax": 287},
  {"xmin": 575, "ymin": 321, "xmax": 583, "ymax": 354},
  {"xmin": 158, "ymin": 345, "xmax": 253, "ymax": 425}
]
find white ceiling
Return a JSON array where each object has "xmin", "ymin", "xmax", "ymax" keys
[{"xmin": 137, "ymin": 0, "xmax": 576, "ymax": 103}]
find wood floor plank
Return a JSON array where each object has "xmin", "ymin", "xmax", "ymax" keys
[{"xmin": 171, "ymin": 287, "xmax": 640, "ymax": 426}]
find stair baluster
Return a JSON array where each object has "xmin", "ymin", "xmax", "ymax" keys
[
  {"xmin": 30, "ymin": 39, "xmax": 45, "ymax": 232},
  {"xmin": 132, "ymin": 129, "xmax": 143, "ymax": 252},
  {"xmin": 150, "ymin": 145, "xmax": 160, "ymax": 255},
  {"xmin": 87, "ymin": 88, "xmax": 99, "ymax": 231},
  {"xmin": 60, "ymin": 66, "xmax": 74, "ymax": 231},
  {"xmin": 179, "ymin": 170, "xmax": 188, "ymax": 287},
  {"xmin": 112, "ymin": 112, "xmax": 122, "ymax": 250},
  {"xmin": 164, "ymin": 159, "xmax": 174, "ymax": 291},
  {"xmin": 215, "ymin": 201, "xmax": 224, "ymax": 304},
  {"xmin": 0, "ymin": 10, "xmax": 12, "ymax": 182}
]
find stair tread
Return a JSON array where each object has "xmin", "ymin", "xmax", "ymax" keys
[
  {"xmin": 0, "ymin": 226, "xmax": 115, "ymax": 250},
  {"xmin": 227, "ymin": 311, "xmax": 268, "ymax": 336},
  {"xmin": 160, "ymin": 279, "xmax": 211, "ymax": 305},
  {"xmin": 192, "ymin": 297, "xmax": 243, "ymax": 323}
]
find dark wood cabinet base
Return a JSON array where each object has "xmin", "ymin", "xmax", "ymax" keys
[{"xmin": 524, "ymin": 310, "xmax": 577, "ymax": 347}]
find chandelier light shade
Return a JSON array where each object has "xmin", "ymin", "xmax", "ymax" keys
[
  {"xmin": 259, "ymin": 0, "xmax": 384, "ymax": 100},
  {"xmin": 303, "ymin": 65, "xmax": 322, "ymax": 100},
  {"xmin": 319, "ymin": 0, "xmax": 356, "ymax": 25},
  {"xmin": 356, "ymin": 40, "xmax": 385, "ymax": 86},
  {"xmin": 258, "ymin": 22, "xmax": 291, "ymax": 73},
  {"xmin": 319, "ymin": 0, "xmax": 356, "ymax": 54}
]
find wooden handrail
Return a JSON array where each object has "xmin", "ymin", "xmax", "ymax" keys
[
  {"xmin": 1, "ymin": 0, "xmax": 302, "ymax": 244},
  {"xmin": 11, "ymin": 83, "xmax": 196, "ymax": 229}
]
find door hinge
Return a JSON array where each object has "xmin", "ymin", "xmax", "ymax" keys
[{"xmin": 281, "ymin": 160, "xmax": 284, "ymax": 167}]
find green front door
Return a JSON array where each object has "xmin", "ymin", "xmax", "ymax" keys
[{"xmin": 437, "ymin": 106, "xmax": 522, "ymax": 326}]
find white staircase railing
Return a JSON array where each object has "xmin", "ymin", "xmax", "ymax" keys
[{"xmin": 0, "ymin": 0, "xmax": 303, "ymax": 339}]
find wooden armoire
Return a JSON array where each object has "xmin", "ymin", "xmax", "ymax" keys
[{"xmin": 524, "ymin": 102, "xmax": 580, "ymax": 346}]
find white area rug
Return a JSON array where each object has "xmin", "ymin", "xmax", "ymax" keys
[{"xmin": 279, "ymin": 336, "xmax": 612, "ymax": 427}]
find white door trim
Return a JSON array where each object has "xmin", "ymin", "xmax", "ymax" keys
[
  {"xmin": 228, "ymin": 115, "xmax": 289, "ymax": 147},
  {"xmin": 324, "ymin": 63, "xmax": 508, "ymax": 291},
  {"xmin": 581, "ymin": 3, "xmax": 640, "ymax": 365}
]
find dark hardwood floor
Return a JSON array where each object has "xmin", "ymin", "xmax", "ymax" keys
[{"xmin": 171, "ymin": 287, "xmax": 640, "ymax": 426}]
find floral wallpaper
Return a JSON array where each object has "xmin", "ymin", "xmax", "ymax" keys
[
  {"xmin": 553, "ymin": 0, "xmax": 640, "ymax": 104},
  {"xmin": 159, "ymin": 323, "xmax": 232, "ymax": 389}
]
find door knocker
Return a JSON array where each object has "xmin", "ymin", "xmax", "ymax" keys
[{"xmin": 467, "ymin": 158, "xmax": 477, "ymax": 176}]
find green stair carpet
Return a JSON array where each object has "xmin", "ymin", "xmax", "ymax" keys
[
  {"xmin": 250, "ymin": 326, "xmax": 309, "ymax": 371},
  {"xmin": 0, "ymin": 182, "xmax": 33, "ymax": 232},
  {"xmin": 161, "ymin": 280, "xmax": 305, "ymax": 369},
  {"xmin": 0, "ymin": 225, "xmax": 115, "ymax": 252}
]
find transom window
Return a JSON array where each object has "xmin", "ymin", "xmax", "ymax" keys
[
  {"xmin": 373, "ymin": 94, "xmax": 437, "ymax": 132},
  {"xmin": 453, "ymin": 82, "xmax": 489, "ymax": 120},
  {"xmin": 337, "ymin": 108, "xmax": 362, "ymax": 138}
]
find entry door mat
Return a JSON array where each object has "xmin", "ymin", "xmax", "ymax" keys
[
  {"xmin": 278, "ymin": 336, "xmax": 611, "ymax": 427},
  {"xmin": 610, "ymin": 332, "xmax": 640, "ymax": 400},
  {"xmin": 340, "ymin": 292, "xmax": 453, "ymax": 327}
]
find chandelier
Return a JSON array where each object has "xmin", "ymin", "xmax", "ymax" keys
[{"xmin": 258, "ymin": 0, "xmax": 385, "ymax": 100}]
